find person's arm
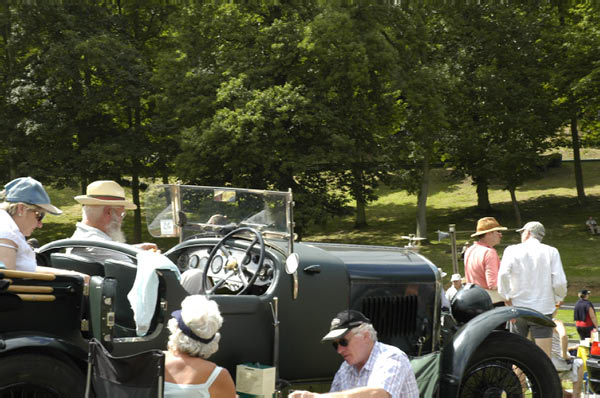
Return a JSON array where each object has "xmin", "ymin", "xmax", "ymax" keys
[
  {"xmin": 0, "ymin": 239, "xmax": 18, "ymax": 270},
  {"xmin": 210, "ymin": 367, "xmax": 236, "ymax": 398},
  {"xmin": 550, "ymin": 249, "xmax": 568, "ymax": 302},
  {"xmin": 289, "ymin": 387, "xmax": 390, "ymax": 398},
  {"xmin": 36, "ymin": 265, "xmax": 91, "ymax": 284},
  {"xmin": 484, "ymin": 250, "xmax": 501, "ymax": 290},
  {"xmin": 497, "ymin": 249, "xmax": 512, "ymax": 301},
  {"xmin": 589, "ymin": 306, "xmax": 598, "ymax": 329}
]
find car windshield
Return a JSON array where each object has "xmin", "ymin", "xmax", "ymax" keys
[{"xmin": 144, "ymin": 184, "xmax": 293, "ymax": 243}]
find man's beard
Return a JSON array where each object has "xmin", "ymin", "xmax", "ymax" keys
[{"xmin": 107, "ymin": 217, "xmax": 126, "ymax": 243}]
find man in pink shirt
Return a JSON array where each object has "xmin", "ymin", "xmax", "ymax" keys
[{"xmin": 464, "ymin": 217, "xmax": 507, "ymax": 303}]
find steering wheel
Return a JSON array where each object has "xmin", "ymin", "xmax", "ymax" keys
[{"xmin": 202, "ymin": 227, "xmax": 265, "ymax": 295}]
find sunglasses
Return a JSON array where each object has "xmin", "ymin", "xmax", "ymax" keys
[
  {"xmin": 332, "ymin": 337, "xmax": 350, "ymax": 350},
  {"xmin": 26, "ymin": 206, "xmax": 45, "ymax": 222}
]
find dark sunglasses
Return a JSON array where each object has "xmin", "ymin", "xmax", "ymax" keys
[
  {"xmin": 332, "ymin": 338, "xmax": 350, "ymax": 350},
  {"xmin": 28, "ymin": 208, "xmax": 45, "ymax": 222}
]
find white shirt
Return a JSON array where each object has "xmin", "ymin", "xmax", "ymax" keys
[
  {"xmin": 0, "ymin": 209, "xmax": 37, "ymax": 272},
  {"xmin": 446, "ymin": 286, "xmax": 459, "ymax": 302},
  {"xmin": 165, "ymin": 366, "xmax": 222, "ymax": 398},
  {"xmin": 70, "ymin": 222, "xmax": 132, "ymax": 263},
  {"xmin": 498, "ymin": 237, "xmax": 567, "ymax": 314}
]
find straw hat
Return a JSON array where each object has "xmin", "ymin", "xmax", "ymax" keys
[
  {"xmin": 74, "ymin": 180, "xmax": 137, "ymax": 210},
  {"xmin": 471, "ymin": 217, "xmax": 507, "ymax": 237}
]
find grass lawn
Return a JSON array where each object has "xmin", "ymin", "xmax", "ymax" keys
[{"xmin": 33, "ymin": 152, "xmax": 600, "ymax": 301}]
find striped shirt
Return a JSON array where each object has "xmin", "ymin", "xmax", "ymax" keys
[{"xmin": 330, "ymin": 341, "xmax": 419, "ymax": 398}]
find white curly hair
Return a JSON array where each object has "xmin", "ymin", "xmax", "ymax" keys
[{"xmin": 167, "ymin": 295, "xmax": 223, "ymax": 359}]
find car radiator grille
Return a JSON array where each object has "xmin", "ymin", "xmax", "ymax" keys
[{"xmin": 360, "ymin": 295, "xmax": 418, "ymax": 337}]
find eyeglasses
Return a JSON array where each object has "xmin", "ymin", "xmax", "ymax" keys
[
  {"xmin": 111, "ymin": 208, "xmax": 126, "ymax": 218},
  {"xmin": 332, "ymin": 337, "xmax": 350, "ymax": 350}
]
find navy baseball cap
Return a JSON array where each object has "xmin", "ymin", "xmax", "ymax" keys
[
  {"xmin": 321, "ymin": 310, "xmax": 371, "ymax": 342},
  {"xmin": 4, "ymin": 177, "xmax": 62, "ymax": 215}
]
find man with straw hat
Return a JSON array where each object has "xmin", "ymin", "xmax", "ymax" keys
[
  {"xmin": 464, "ymin": 217, "xmax": 507, "ymax": 304},
  {"xmin": 70, "ymin": 180, "xmax": 158, "ymax": 259}
]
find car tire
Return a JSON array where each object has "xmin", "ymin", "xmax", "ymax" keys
[
  {"xmin": 460, "ymin": 331, "xmax": 562, "ymax": 398},
  {"xmin": 0, "ymin": 353, "xmax": 85, "ymax": 398}
]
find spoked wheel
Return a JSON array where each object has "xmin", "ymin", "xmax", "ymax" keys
[
  {"xmin": 460, "ymin": 331, "xmax": 562, "ymax": 398},
  {"xmin": 0, "ymin": 353, "xmax": 85, "ymax": 398}
]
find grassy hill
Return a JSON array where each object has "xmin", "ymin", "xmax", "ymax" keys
[{"xmin": 34, "ymin": 155, "xmax": 600, "ymax": 301}]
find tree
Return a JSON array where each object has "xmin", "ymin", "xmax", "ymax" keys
[{"xmin": 442, "ymin": 4, "xmax": 560, "ymax": 220}]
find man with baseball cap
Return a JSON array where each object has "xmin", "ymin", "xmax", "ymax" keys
[
  {"xmin": 446, "ymin": 273, "xmax": 463, "ymax": 302},
  {"xmin": 463, "ymin": 217, "xmax": 507, "ymax": 303},
  {"xmin": 289, "ymin": 309, "xmax": 418, "ymax": 398},
  {"xmin": 70, "ymin": 180, "xmax": 157, "ymax": 260},
  {"xmin": 498, "ymin": 221, "xmax": 568, "ymax": 357},
  {"xmin": 574, "ymin": 288, "xmax": 597, "ymax": 340}
]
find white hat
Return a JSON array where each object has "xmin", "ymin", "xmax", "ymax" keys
[
  {"xmin": 516, "ymin": 221, "xmax": 545, "ymax": 238},
  {"xmin": 74, "ymin": 180, "xmax": 137, "ymax": 210},
  {"xmin": 451, "ymin": 273, "xmax": 462, "ymax": 282}
]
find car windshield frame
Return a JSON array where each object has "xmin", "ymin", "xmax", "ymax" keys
[{"xmin": 145, "ymin": 184, "xmax": 294, "ymax": 255}]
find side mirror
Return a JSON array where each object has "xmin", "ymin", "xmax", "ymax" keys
[{"xmin": 285, "ymin": 253, "xmax": 299, "ymax": 274}]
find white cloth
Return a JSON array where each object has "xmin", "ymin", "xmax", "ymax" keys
[
  {"xmin": 127, "ymin": 250, "xmax": 181, "ymax": 336},
  {"xmin": 0, "ymin": 210, "xmax": 36, "ymax": 272},
  {"xmin": 164, "ymin": 366, "xmax": 222, "ymax": 398},
  {"xmin": 498, "ymin": 238, "xmax": 567, "ymax": 314}
]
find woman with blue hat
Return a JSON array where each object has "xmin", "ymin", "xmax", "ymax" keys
[{"xmin": 0, "ymin": 177, "xmax": 86, "ymax": 280}]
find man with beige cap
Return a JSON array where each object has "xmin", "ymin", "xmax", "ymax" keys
[
  {"xmin": 498, "ymin": 221, "xmax": 567, "ymax": 357},
  {"xmin": 463, "ymin": 217, "xmax": 507, "ymax": 301},
  {"xmin": 71, "ymin": 180, "xmax": 158, "ymax": 257}
]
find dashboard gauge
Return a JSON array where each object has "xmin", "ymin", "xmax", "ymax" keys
[
  {"xmin": 210, "ymin": 256, "xmax": 224, "ymax": 273},
  {"xmin": 188, "ymin": 254, "xmax": 199, "ymax": 269},
  {"xmin": 199, "ymin": 256, "xmax": 209, "ymax": 270},
  {"xmin": 177, "ymin": 253, "xmax": 189, "ymax": 270}
]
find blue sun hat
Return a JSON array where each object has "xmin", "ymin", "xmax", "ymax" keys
[{"xmin": 4, "ymin": 177, "xmax": 62, "ymax": 215}]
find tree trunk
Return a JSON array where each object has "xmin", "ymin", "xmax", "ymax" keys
[
  {"xmin": 132, "ymin": 172, "xmax": 142, "ymax": 243},
  {"xmin": 353, "ymin": 169, "xmax": 367, "ymax": 228},
  {"xmin": 571, "ymin": 116, "xmax": 586, "ymax": 205},
  {"xmin": 475, "ymin": 177, "xmax": 492, "ymax": 211},
  {"xmin": 509, "ymin": 187, "xmax": 522, "ymax": 227},
  {"xmin": 355, "ymin": 197, "xmax": 367, "ymax": 228},
  {"xmin": 416, "ymin": 152, "xmax": 430, "ymax": 239}
]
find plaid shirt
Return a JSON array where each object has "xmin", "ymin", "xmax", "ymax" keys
[{"xmin": 330, "ymin": 341, "xmax": 419, "ymax": 398}]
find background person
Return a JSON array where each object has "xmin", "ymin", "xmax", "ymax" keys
[
  {"xmin": 0, "ymin": 177, "xmax": 88, "ymax": 280},
  {"xmin": 446, "ymin": 273, "xmax": 463, "ymax": 302},
  {"xmin": 498, "ymin": 221, "xmax": 568, "ymax": 357},
  {"xmin": 586, "ymin": 216, "xmax": 599, "ymax": 235},
  {"xmin": 574, "ymin": 289, "xmax": 597, "ymax": 340},
  {"xmin": 551, "ymin": 317, "xmax": 584, "ymax": 398},
  {"xmin": 70, "ymin": 180, "xmax": 158, "ymax": 260},
  {"xmin": 289, "ymin": 310, "xmax": 419, "ymax": 398},
  {"xmin": 164, "ymin": 295, "xmax": 235, "ymax": 398},
  {"xmin": 464, "ymin": 217, "xmax": 507, "ymax": 304}
]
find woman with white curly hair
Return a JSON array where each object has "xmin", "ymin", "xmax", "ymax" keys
[{"xmin": 164, "ymin": 295, "xmax": 235, "ymax": 398}]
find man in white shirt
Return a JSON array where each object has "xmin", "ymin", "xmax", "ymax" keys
[
  {"xmin": 445, "ymin": 273, "xmax": 463, "ymax": 302},
  {"xmin": 498, "ymin": 221, "xmax": 567, "ymax": 357},
  {"xmin": 70, "ymin": 180, "xmax": 157, "ymax": 261}
]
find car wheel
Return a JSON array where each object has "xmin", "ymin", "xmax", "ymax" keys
[
  {"xmin": 0, "ymin": 353, "xmax": 85, "ymax": 398},
  {"xmin": 460, "ymin": 331, "xmax": 562, "ymax": 398}
]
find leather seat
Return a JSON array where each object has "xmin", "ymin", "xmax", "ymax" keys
[
  {"xmin": 103, "ymin": 259, "xmax": 138, "ymax": 336},
  {"xmin": 50, "ymin": 252, "xmax": 105, "ymax": 277}
]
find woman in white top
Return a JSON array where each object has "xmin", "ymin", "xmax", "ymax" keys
[
  {"xmin": 164, "ymin": 295, "xmax": 236, "ymax": 398},
  {"xmin": 0, "ymin": 177, "xmax": 88, "ymax": 280}
]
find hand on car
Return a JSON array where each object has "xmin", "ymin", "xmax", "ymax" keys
[
  {"xmin": 134, "ymin": 242, "xmax": 160, "ymax": 253},
  {"xmin": 289, "ymin": 391, "xmax": 319, "ymax": 398}
]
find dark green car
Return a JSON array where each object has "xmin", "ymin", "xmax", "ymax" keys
[{"xmin": 0, "ymin": 184, "xmax": 561, "ymax": 397}]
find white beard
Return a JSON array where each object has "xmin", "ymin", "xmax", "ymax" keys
[{"xmin": 107, "ymin": 217, "xmax": 126, "ymax": 243}]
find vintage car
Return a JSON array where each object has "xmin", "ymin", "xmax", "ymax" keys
[{"xmin": 0, "ymin": 184, "xmax": 562, "ymax": 397}]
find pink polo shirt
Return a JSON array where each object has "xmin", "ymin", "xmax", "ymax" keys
[{"xmin": 464, "ymin": 241, "xmax": 500, "ymax": 290}]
